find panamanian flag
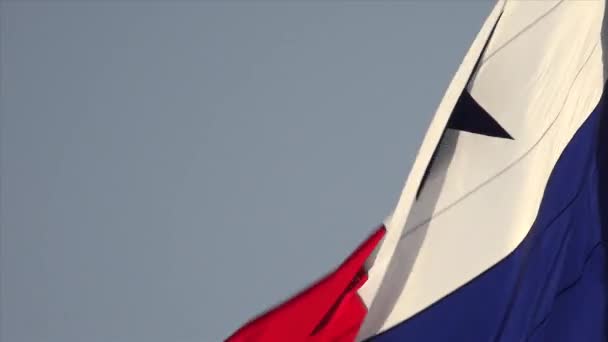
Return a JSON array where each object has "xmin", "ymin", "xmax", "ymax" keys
[{"xmin": 226, "ymin": 0, "xmax": 608, "ymax": 340}]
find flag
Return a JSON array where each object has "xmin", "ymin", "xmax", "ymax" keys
[{"xmin": 227, "ymin": 0, "xmax": 608, "ymax": 340}]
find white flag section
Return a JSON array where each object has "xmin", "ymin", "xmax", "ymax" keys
[{"xmin": 228, "ymin": 1, "xmax": 608, "ymax": 341}]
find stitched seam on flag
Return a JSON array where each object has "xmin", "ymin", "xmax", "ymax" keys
[
  {"xmin": 311, "ymin": 270, "xmax": 366, "ymax": 336},
  {"xmin": 525, "ymin": 241, "xmax": 606, "ymax": 341},
  {"xmin": 477, "ymin": 0, "xmax": 565, "ymax": 68},
  {"xmin": 400, "ymin": 39, "xmax": 601, "ymax": 242}
]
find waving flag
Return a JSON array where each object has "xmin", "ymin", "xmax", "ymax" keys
[{"xmin": 227, "ymin": 0, "xmax": 608, "ymax": 340}]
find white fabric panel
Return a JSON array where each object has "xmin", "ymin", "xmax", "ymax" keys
[
  {"xmin": 358, "ymin": 0, "xmax": 607, "ymax": 339},
  {"xmin": 356, "ymin": 0, "xmax": 507, "ymax": 338}
]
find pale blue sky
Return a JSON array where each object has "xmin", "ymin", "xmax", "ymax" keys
[{"xmin": 1, "ymin": 2, "xmax": 493, "ymax": 341}]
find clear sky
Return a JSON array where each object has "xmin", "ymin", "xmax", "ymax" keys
[{"xmin": 1, "ymin": 2, "xmax": 494, "ymax": 341}]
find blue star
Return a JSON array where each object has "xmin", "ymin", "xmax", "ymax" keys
[
  {"xmin": 447, "ymin": 90, "xmax": 513, "ymax": 139},
  {"xmin": 416, "ymin": 90, "xmax": 512, "ymax": 199}
]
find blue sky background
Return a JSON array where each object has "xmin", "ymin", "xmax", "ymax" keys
[{"xmin": 1, "ymin": 2, "xmax": 493, "ymax": 341}]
